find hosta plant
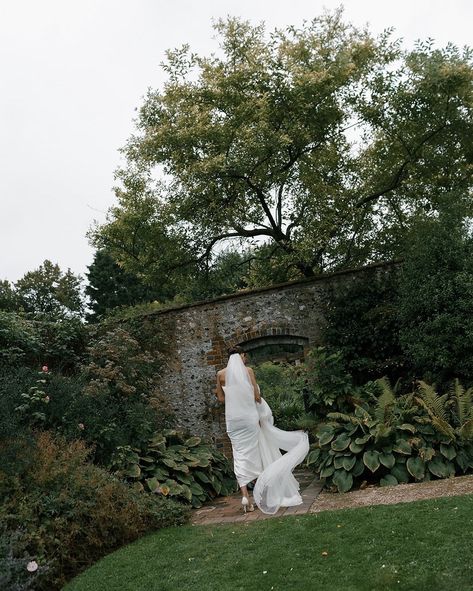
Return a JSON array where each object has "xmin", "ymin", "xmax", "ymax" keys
[
  {"xmin": 110, "ymin": 429, "xmax": 237, "ymax": 507},
  {"xmin": 307, "ymin": 378, "xmax": 473, "ymax": 492}
]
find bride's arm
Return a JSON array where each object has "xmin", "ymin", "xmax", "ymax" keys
[
  {"xmin": 215, "ymin": 371, "xmax": 225, "ymax": 403},
  {"xmin": 247, "ymin": 368, "xmax": 262, "ymax": 404}
]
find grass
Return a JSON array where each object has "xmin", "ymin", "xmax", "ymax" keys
[{"xmin": 63, "ymin": 494, "xmax": 473, "ymax": 591}]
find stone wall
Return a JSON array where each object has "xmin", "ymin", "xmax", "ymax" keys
[{"xmin": 141, "ymin": 260, "xmax": 400, "ymax": 456}]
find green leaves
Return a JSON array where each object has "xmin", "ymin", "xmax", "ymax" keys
[
  {"xmin": 406, "ymin": 457, "xmax": 425, "ymax": 480},
  {"xmin": 94, "ymin": 10, "xmax": 473, "ymax": 288},
  {"xmin": 428, "ymin": 456, "xmax": 454, "ymax": 478},
  {"xmin": 309, "ymin": 376, "xmax": 473, "ymax": 495},
  {"xmin": 125, "ymin": 464, "xmax": 141, "ymax": 478},
  {"xmin": 363, "ymin": 451, "xmax": 380, "ymax": 473},
  {"xmin": 390, "ymin": 463, "xmax": 410, "ymax": 484},
  {"xmin": 331, "ymin": 433, "xmax": 351, "ymax": 451},
  {"xmin": 440, "ymin": 444, "xmax": 456, "ymax": 460},
  {"xmin": 380, "ymin": 474, "xmax": 398, "ymax": 487},
  {"xmin": 332, "ymin": 469, "xmax": 353, "ymax": 493},
  {"xmin": 379, "ymin": 452, "xmax": 395, "ymax": 469},
  {"xmin": 393, "ymin": 439, "xmax": 412, "ymax": 455},
  {"xmin": 117, "ymin": 429, "xmax": 236, "ymax": 507},
  {"xmin": 342, "ymin": 456, "xmax": 357, "ymax": 471},
  {"xmin": 318, "ymin": 430, "xmax": 336, "ymax": 446}
]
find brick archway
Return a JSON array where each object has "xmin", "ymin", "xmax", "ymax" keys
[{"xmin": 206, "ymin": 324, "xmax": 309, "ymax": 369}]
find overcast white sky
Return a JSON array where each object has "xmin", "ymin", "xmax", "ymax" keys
[{"xmin": 1, "ymin": 0, "xmax": 472, "ymax": 284}]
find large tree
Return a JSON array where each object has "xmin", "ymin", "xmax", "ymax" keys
[
  {"xmin": 92, "ymin": 10, "xmax": 473, "ymax": 285},
  {"xmin": 15, "ymin": 260, "xmax": 84, "ymax": 318},
  {"xmin": 85, "ymin": 249, "xmax": 164, "ymax": 321}
]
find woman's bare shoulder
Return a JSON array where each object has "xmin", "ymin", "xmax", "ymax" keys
[{"xmin": 217, "ymin": 368, "xmax": 226, "ymax": 377}]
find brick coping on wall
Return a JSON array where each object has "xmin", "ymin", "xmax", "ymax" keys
[{"xmin": 130, "ymin": 258, "xmax": 403, "ymax": 320}]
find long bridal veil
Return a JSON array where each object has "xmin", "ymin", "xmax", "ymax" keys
[
  {"xmin": 253, "ymin": 396, "xmax": 309, "ymax": 514},
  {"xmin": 223, "ymin": 354, "xmax": 264, "ymax": 488},
  {"xmin": 224, "ymin": 353, "xmax": 309, "ymax": 515}
]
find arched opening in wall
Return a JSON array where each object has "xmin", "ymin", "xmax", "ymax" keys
[{"xmin": 238, "ymin": 335, "xmax": 309, "ymax": 366}]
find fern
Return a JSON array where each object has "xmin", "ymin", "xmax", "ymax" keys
[
  {"xmin": 374, "ymin": 377, "xmax": 396, "ymax": 424},
  {"xmin": 450, "ymin": 379, "xmax": 473, "ymax": 426},
  {"xmin": 430, "ymin": 416, "xmax": 456, "ymax": 440},
  {"xmin": 458, "ymin": 418, "xmax": 473, "ymax": 440},
  {"xmin": 326, "ymin": 411, "xmax": 363, "ymax": 425},
  {"xmin": 296, "ymin": 414, "xmax": 319, "ymax": 431},
  {"xmin": 416, "ymin": 380, "xmax": 450, "ymax": 423}
]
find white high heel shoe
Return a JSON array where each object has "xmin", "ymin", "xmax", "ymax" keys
[{"xmin": 241, "ymin": 496, "xmax": 255, "ymax": 513}]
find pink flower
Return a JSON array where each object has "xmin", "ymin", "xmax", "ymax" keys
[
  {"xmin": 78, "ymin": 423, "xmax": 85, "ymax": 430},
  {"xmin": 27, "ymin": 560, "xmax": 38, "ymax": 572},
  {"xmin": 44, "ymin": 396, "xmax": 50, "ymax": 403},
  {"xmin": 41, "ymin": 365, "xmax": 49, "ymax": 373}
]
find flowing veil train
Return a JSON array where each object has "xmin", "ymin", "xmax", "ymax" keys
[{"xmin": 223, "ymin": 353, "xmax": 309, "ymax": 514}]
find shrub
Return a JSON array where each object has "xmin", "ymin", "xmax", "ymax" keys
[
  {"xmin": 397, "ymin": 214, "xmax": 473, "ymax": 386},
  {"xmin": 0, "ymin": 311, "xmax": 87, "ymax": 371},
  {"xmin": 255, "ymin": 362, "xmax": 305, "ymax": 430},
  {"xmin": 34, "ymin": 315, "xmax": 88, "ymax": 373},
  {"xmin": 322, "ymin": 265, "xmax": 405, "ymax": 384},
  {"xmin": 0, "ymin": 311, "xmax": 41, "ymax": 365},
  {"xmin": 307, "ymin": 378, "xmax": 473, "ymax": 492},
  {"xmin": 10, "ymin": 364, "xmax": 175, "ymax": 469},
  {"xmin": 0, "ymin": 527, "xmax": 51, "ymax": 591},
  {"xmin": 80, "ymin": 327, "xmax": 174, "ymax": 465},
  {"xmin": 0, "ymin": 365, "xmax": 37, "ymax": 442},
  {"xmin": 300, "ymin": 347, "xmax": 357, "ymax": 417},
  {"xmin": 0, "ymin": 431, "xmax": 188, "ymax": 591},
  {"xmin": 110, "ymin": 428, "xmax": 237, "ymax": 508}
]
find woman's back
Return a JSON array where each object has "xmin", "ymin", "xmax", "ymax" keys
[{"xmin": 221, "ymin": 367, "xmax": 259, "ymax": 423}]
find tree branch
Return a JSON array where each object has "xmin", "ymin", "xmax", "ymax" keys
[{"xmin": 355, "ymin": 122, "xmax": 449, "ymax": 208}]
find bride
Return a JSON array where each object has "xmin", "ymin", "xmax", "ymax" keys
[{"xmin": 215, "ymin": 346, "xmax": 309, "ymax": 514}]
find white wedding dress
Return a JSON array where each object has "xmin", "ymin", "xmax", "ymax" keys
[{"xmin": 223, "ymin": 353, "xmax": 309, "ymax": 514}]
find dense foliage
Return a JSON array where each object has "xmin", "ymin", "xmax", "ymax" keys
[
  {"xmin": 397, "ymin": 212, "xmax": 473, "ymax": 386},
  {"xmin": 85, "ymin": 249, "xmax": 164, "ymax": 322},
  {"xmin": 93, "ymin": 10, "xmax": 473, "ymax": 290},
  {"xmin": 0, "ymin": 311, "xmax": 87, "ymax": 371},
  {"xmin": 110, "ymin": 429, "xmax": 236, "ymax": 508},
  {"xmin": 322, "ymin": 212, "xmax": 473, "ymax": 388},
  {"xmin": 0, "ymin": 432, "xmax": 187, "ymax": 591},
  {"xmin": 307, "ymin": 378, "xmax": 473, "ymax": 492},
  {"xmin": 255, "ymin": 361, "xmax": 305, "ymax": 430},
  {"xmin": 322, "ymin": 265, "xmax": 404, "ymax": 385},
  {"xmin": 14, "ymin": 260, "xmax": 84, "ymax": 319}
]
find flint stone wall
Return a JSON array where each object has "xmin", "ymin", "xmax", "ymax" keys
[{"xmin": 145, "ymin": 260, "xmax": 399, "ymax": 456}]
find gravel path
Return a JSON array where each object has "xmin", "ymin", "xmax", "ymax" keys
[{"xmin": 310, "ymin": 474, "xmax": 473, "ymax": 513}]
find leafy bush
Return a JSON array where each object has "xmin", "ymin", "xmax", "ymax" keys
[
  {"xmin": 307, "ymin": 378, "xmax": 473, "ymax": 492},
  {"xmin": 0, "ymin": 365, "xmax": 38, "ymax": 441},
  {"xmin": 110, "ymin": 428, "xmax": 237, "ymax": 508},
  {"xmin": 255, "ymin": 362, "xmax": 305, "ymax": 430},
  {"xmin": 80, "ymin": 326, "xmax": 174, "ymax": 464},
  {"xmin": 34, "ymin": 315, "xmax": 87, "ymax": 372},
  {"xmin": 0, "ymin": 311, "xmax": 41, "ymax": 365},
  {"xmin": 300, "ymin": 347, "xmax": 358, "ymax": 417},
  {"xmin": 322, "ymin": 265, "xmax": 405, "ymax": 385},
  {"xmin": 0, "ymin": 527, "xmax": 51, "ymax": 591},
  {"xmin": 397, "ymin": 214, "xmax": 473, "ymax": 386},
  {"xmin": 0, "ymin": 431, "xmax": 188, "ymax": 591},
  {"xmin": 0, "ymin": 311, "xmax": 87, "ymax": 371},
  {"xmin": 10, "ymin": 364, "xmax": 175, "ymax": 469}
]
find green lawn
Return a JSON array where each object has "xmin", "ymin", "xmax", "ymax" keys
[{"xmin": 63, "ymin": 495, "xmax": 473, "ymax": 591}]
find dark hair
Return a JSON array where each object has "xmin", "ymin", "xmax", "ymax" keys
[{"xmin": 228, "ymin": 345, "xmax": 244, "ymax": 358}]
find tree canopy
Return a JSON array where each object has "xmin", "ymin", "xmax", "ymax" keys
[
  {"xmin": 14, "ymin": 260, "xmax": 84, "ymax": 319},
  {"xmin": 92, "ymin": 9, "xmax": 473, "ymax": 288}
]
